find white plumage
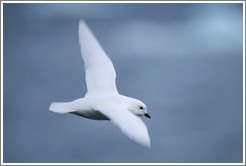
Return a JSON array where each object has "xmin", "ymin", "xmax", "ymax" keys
[
  {"xmin": 78, "ymin": 20, "xmax": 118, "ymax": 97},
  {"xmin": 49, "ymin": 20, "xmax": 151, "ymax": 147}
]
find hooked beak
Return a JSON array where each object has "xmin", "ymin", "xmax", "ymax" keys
[{"xmin": 144, "ymin": 113, "xmax": 151, "ymax": 119}]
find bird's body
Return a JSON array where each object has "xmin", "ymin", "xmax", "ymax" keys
[
  {"xmin": 51, "ymin": 94, "xmax": 146, "ymax": 120},
  {"xmin": 49, "ymin": 20, "xmax": 151, "ymax": 147}
]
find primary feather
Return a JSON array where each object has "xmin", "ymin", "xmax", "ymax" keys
[
  {"xmin": 79, "ymin": 20, "xmax": 118, "ymax": 97},
  {"xmin": 99, "ymin": 106, "xmax": 151, "ymax": 147}
]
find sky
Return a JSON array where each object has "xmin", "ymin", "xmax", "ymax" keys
[{"xmin": 3, "ymin": 2, "xmax": 244, "ymax": 163}]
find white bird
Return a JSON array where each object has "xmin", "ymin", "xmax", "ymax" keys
[{"xmin": 49, "ymin": 20, "xmax": 151, "ymax": 147}]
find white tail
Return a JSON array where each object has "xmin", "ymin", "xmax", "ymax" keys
[{"xmin": 49, "ymin": 102, "xmax": 72, "ymax": 114}]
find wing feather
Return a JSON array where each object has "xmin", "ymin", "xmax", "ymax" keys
[
  {"xmin": 98, "ymin": 107, "xmax": 151, "ymax": 147},
  {"xmin": 78, "ymin": 20, "xmax": 118, "ymax": 96}
]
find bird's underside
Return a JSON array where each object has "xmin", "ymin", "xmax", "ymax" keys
[{"xmin": 70, "ymin": 110, "xmax": 109, "ymax": 120}]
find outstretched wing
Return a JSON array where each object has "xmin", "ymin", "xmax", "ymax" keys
[
  {"xmin": 98, "ymin": 107, "xmax": 151, "ymax": 147},
  {"xmin": 78, "ymin": 20, "xmax": 118, "ymax": 97}
]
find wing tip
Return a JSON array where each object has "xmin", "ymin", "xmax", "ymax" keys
[
  {"xmin": 79, "ymin": 19, "xmax": 86, "ymax": 26},
  {"xmin": 141, "ymin": 135, "xmax": 151, "ymax": 148},
  {"xmin": 78, "ymin": 19, "xmax": 93, "ymax": 41},
  {"xmin": 79, "ymin": 19, "xmax": 87, "ymax": 30},
  {"xmin": 131, "ymin": 127, "xmax": 151, "ymax": 148}
]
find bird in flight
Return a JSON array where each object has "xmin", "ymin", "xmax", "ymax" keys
[{"xmin": 49, "ymin": 20, "xmax": 151, "ymax": 147}]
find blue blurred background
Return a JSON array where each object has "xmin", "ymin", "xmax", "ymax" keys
[{"xmin": 3, "ymin": 3, "xmax": 243, "ymax": 163}]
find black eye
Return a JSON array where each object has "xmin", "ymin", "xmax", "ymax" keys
[{"xmin": 139, "ymin": 106, "xmax": 144, "ymax": 110}]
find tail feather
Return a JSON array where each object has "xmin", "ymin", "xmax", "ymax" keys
[{"xmin": 49, "ymin": 102, "xmax": 72, "ymax": 114}]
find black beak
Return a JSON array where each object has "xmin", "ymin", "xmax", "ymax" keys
[{"xmin": 144, "ymin": 113, "xmax": 151, "ymax": 119}]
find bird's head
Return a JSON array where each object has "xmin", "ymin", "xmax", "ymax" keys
[{"xmin": 127, "ymin": 98, "xmax": 151, "ymax": 119}]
